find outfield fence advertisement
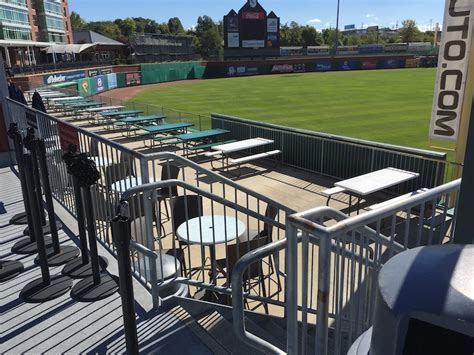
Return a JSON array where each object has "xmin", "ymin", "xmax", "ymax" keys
[{"xmin": 430, "ymin": 0, "xmax": 474, "ymax": 142}]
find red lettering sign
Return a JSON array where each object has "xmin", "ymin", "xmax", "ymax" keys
[
  {"xmin": 242, "ymin": 12, "xmax": 265, "ymax": 20},
  {"xmin": 58, "ymin": 121, "xmax": 80, "ymax": 153}
]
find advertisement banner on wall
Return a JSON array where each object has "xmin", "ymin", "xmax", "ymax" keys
[
  {"xmin": 293, "ymin": 63, "xmax": 307, "ymax": 73},
  {"xmin": 271, "ymin": 64, "xmax": 293, "ymax": 73},
  {"xmin": 228, "ymin": 33, "xmax": 240, "ymax": 48},
  {"xmin": 242, "ymin": 40, "xmax": 265, "ymax": 48},
  {"xmin": 89, "ymin": 68, "xmax": 113, "ymax": 77},
  {"xmin": 227, "ymin": 66, "xmax": 260, "ymax": 77},
  {"xmin": 405, "ymin": 58, "xmax": 418, "ymax": 68},
  {"xmin": 58, "ymin": 121, "xmax": 80, "ymax": 153},
  {"xmin": 126, "ymin": 72, "xmax": 141, "ymax": 86},
  {"xmin": 362, "ymin": 59, "xmax": 378, "ymax": 70},
  {"xmin": 267, "ymin": 18, "xmax": 278, "ymax": 32},
  {"xmin": 339, "ymin": 60, "xmax": 358, "ymax": 70},
  {"xmin": 95, "ymin": 75, "xmax": 106, "ymax": 92},
  {"xmin": 384, "ymin": 59, "xmax": 404, "ymax": 68},
  {"xmin": 267, "ymin": 33, "xmax": 278, "ymax": 47},
  {"xmin": 43, "ymin": 70, "xmax": 86, "ymax": 85},
  {"xmin": 227, "ymin": 16, "xmax": 239, "ymax": 31},
  {"xmin": 107, "ymin": 73, "xmax": 118, "ymax": 89},
  {"xmin": 78, "ymin": 78, "xmax": 90, "ymax": 96},
  {"xmin": 242, "ymin": 12, "xmax": 265, "ymax": 20},
  {"xmin": 430, "ymin": 0, "xmax": 474, "ymax": 141},
  {"xmin": 315, "ymin": 62, "xmax": 332, "ymax": 71}
]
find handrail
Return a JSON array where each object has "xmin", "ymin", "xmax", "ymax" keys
[
  {"xmin": 7, "ymin": 98, "xmax": 294, "ymax": 215},
  {"xmin": 231, "ymin": 238, "xmax": 288, "ymax": 354},
  {"xmin": 118, "ymin": 179, "xmax": 287, "ymax": 231},
  {"xmin": 288, "ymin": 178, "xmax": 461, "ymax": 237}
]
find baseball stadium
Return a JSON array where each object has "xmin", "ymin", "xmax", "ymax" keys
[{"xmin": 1, "ymin": 0, "xmax": 473, "ymax": 354}]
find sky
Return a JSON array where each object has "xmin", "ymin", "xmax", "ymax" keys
[{"xmin": 69, "ymin": 0, "xmax": 446, "ymax": 31}]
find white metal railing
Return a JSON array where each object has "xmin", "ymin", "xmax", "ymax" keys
[
  {"xmin": 5, "ymin": 98, "xmax": 293, "ymax": 310},
  {"xmin": 232, "ymin": 178, "xmax": 461, "ymax": 354}
]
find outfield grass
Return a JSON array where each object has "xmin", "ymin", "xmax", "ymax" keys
[{"xmin": 129, "ymin": 68, "xmax": 453, "ymax": 152}]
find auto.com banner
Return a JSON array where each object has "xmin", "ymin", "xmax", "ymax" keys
[{"xmin": 430, "ymin": 0, "xmax": 474, "ymax": 141}]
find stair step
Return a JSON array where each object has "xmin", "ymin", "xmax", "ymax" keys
[{"xmin": 165, "ymin": 305, "xmax": 230, "ymax": 354}]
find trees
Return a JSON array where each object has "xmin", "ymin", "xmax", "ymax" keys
[
  {"xmin": 70, "ymin": 11, "xmax": 87, "ymax": 31},
  {"xmin": 301, "ymin": 26, "xmax": 323, "ymax": 47},
  {"xmin": 400, "ymin": 19, "xmax": 421, "ymax": 43},
  {"xmin": 168, "ymin": 17, "xmax": 185, "ymax": 35},
  {"xmin": 194, "ymin": 16, "xmax": 222, "ymax": 58}
]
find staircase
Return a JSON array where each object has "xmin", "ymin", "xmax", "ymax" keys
[{"xmin": 150, "ymin": 296, "xmax": 289, "ymax": 354}]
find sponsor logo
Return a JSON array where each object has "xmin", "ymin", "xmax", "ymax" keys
[
  {"xmin": 272, "ymin": 64, "xmax": 293, "ymax": 73},
  {"xmin": 81, "ymin": 80, "xmax": 89, "ymax": 94},
  {"xmin": 242, "ymin": 12, "xmax": 265, "ymax": 20},
  {"xmin": 430, "ymin": 0, "xmax": 473, "ymax": 141},
  {"xmin": 43, "ymin": 71, "xmax": 85, "ymax": 85}
]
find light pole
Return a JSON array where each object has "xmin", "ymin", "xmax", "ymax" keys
[{"xmin": 334, "ymin": 0, "xmax": 341, "ymax": 54}]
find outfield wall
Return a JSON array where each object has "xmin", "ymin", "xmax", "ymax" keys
[{"xmin": 11, "ymin": 53, "xmax": 423, "ymax": 97}]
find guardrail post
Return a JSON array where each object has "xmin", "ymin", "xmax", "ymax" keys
[
  {"xmin": 112, "ymin": 215, "xmax": 139, "ymax": 355},
  {"xmin": 286, "ymin": 220, "xmax": 299, "ymax": 355},
  {"xmin": 139, "ymin": 158, "xmax": 160, "ymax": 308},
  {"xmin": 315, "ymin": 232, "xmax": 331, "ymax": 355}
]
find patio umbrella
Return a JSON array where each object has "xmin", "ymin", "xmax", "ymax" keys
[
  {"xmin": 8, "ymin": 82, "xmax": 17, "ymax": 100},
  {"xmin": 32, "ymin": 91, "xmax": 47, "ymax": 113},
  {"xmin": 16, "ymin": 87, "xmax": 27, "ymax": 105}
]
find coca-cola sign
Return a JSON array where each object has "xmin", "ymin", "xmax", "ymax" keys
[{"xmin": 242, "ymin": 12, "xmax": 265, "ymax": 20}]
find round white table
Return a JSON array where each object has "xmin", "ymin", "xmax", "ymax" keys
[{"xmin": 176, "ymin": 215, "xmax": 246, "ymax": 283}]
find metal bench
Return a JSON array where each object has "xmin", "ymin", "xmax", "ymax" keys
[
  {"xmin": 321, "ymin": 186, "xmax": 347, "ymax": 206},
  {"xmin": 226, "ymin": 150, "xmax": 281, "ymax": 176},
  {"xmin": 189, "ymin": 140, "xmax": 237, "ymax": 152}
]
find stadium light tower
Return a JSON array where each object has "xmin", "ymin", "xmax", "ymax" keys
[{"xmin": 334, "ymin": 0, "xmax": 341, "ymax": 53}]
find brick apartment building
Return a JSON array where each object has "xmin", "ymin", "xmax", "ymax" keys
[{"xmin": 0, "ymin": 0, "xmax": 72, "ymax": 68}]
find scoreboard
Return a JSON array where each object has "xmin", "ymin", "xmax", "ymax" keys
[{"xmin": 224, "ymin": 0, "xmax": 280, "ymax": 53}]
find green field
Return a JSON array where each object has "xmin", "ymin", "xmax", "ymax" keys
[{"xmin": 129, "ymin": 68, "xmax": 452, "ymax": 152}]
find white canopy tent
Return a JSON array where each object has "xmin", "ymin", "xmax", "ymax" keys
[{"xmin": 44, "ymin": 43, "xmax": 96, "ymax": 54}]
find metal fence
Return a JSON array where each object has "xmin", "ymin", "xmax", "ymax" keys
[
  {"xmin": 212, "ymin": 113, "xmax": 453, "ymax": 195},
  {"xmin": 232, "ymin": 178, "xmax": 461, "ymax": 354},
  {"xmin": 5, "ymin": 98, "xmax": 292, "ymax": 311}
]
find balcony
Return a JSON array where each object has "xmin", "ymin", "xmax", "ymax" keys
[{"xmin": 1, "ymin": 95, "xmax": 463, "ymax": 354}]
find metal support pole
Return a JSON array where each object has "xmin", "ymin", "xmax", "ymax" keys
[
  {"xmin": 454, "ymin": 99, "xmax": 474, "ymax": 245},
  {"xmin": 25, "ymin": 154, "xmax": 50, "ymax": 284},
  {"xmin": 112, "ymin": 216, "xmax": 139, "ymax": 355},
  {"xmin": 286, "ymin": 221, "xmax": 299, "ymax": 355},
  {"xmin": 70, "ymin": 185, "xmax": 118, "ymax": 301},
  {"xmin": 82, "ymin": 186, "xmax": 101, "ymax": 285},
  {"xmin": 74, "ymin": 177, "xmax": 89, "ymax": 264},
  {"xmin": 315, "ymin": 232, "xmax": 331, "ymax": 355},
  {"xmin": 9, "ymin": 126, "xmax": 34, "ymax": 229},
  {"xmin": 36, "ymin": 139, "xmax": 58, "ymax": 252},
  {"xmin": 334, "ymin": 0, "xmax": 341, "ymax": 54},
  {"xmin": 35, "ymin": 139, "xmax": 79, "ymax": 266},
  {"xmin": 20, "ymin": 153, "xmax": 73, "ymax": 302}
]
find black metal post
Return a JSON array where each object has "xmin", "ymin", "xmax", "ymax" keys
[
  {"xmin": 24, "ymin": 153, "xmax": 50, "ymax": 283},
  {"xmin": 334, "ymin": 0, "xmax": 341, "ymax": 54},
  {"xmin": 34, "ymin": 139, "xmax": 79, "ymax": 266},
  {"xmin": 112, "ymin": 216, "xmax": 139, "ymax": 355},
  {"xmin": 454, "ymin": 99, "xmax": 474, "ymax": 244},
  {"xmin": 82, "ymin": 186, "xmax": 101, "ymax": 285},
  {"xmin": 70, "ymin": 185, "xmax": 118, "ymax": 302},
  {"xmin": 74, "ymin": 177, "xmax": 89, "ymax": 264},
  {"xmin": 8, "ymin": 124, "xmax": 31, "ymax": 226}
]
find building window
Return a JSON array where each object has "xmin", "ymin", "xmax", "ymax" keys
[{"xmin": 0, "ymin": 5, "xmax": 30, "ymax": 26}]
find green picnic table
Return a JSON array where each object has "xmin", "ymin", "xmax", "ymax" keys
[
  {"xmin": 70, "ymin": 102, "xmax": 103, "ymax": 110},
  {"xmin": 141, "ymin": 122, "xmax": 194, "ymax": 147},
  {"xmin": 175, "ymin": 129, "xmax": 230, "ymax": 155},
  {"xmin": 118, "ymin": 114, "xmax": 166, "ymax": 125},
  {"xmin": 101, "ymin": 110, "xmax": 144, "ymax": 118},
  {"xmin": 117, "ymin": 114, "xmax": 166, "ymax": 137}
]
